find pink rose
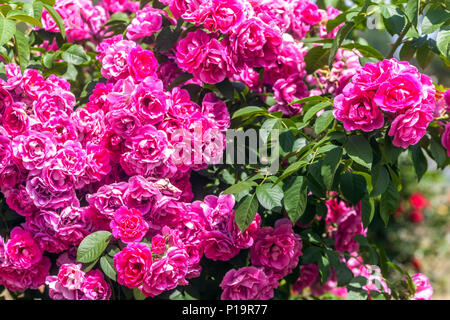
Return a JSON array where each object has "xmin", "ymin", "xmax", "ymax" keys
[
  {"xmin": 105, "ymin": 108, "xmax": 142, "ymax": 138},
  {"xmin": 110, "ymin": 206, "xmax": 149, "ymax": 243},
  {"xmin": 33, "ymin": 92, "xmax": 73, "ymax": 123},
  {"xmin": 202, "ymin": 230, "xmax": 240, "ymax": 261},
  {"xmin": 114, "ymin": 243, "xmax": 153, "ymax": 288},
  {"xmin": 57, "ymin": 263, "xmax": 85, "ymax": 290},
  {"xmin": 251, "ymin": 218, "xmax": 302, "ymax": 279},
  {"xmin": 388, "ymin": 105, "xmax": 434, "ymax": 149},
  {"xmin": 57, "ymin": 206, "xmax": 91, "ymax": 246},
  {"xmin": 203, "ymin": 0, "xmax": 247, "ymax": 34},
  {"xmin": 201, "ymin": 93, "xmax": 230, "ymax": 131},
  {"xmin": 229, "ymin": 16, "xmax": 282, "ymax": 69},
  {"xmin": 84, "ymin": 142, "xmax": 112, "ymax": 183},
  {"xmin": 220, "ymin": 266, "xmax": 276, "ymax": 300},
  {"xmin": 12, "ymin": 131, "xmax": 56, "ymax": 170},
  {"xmin": 411, "ymin": 273, "xmax": 433, "ymax": 300},
  {"xmin": 86, "ymin": 182, "xmax": 128, "ymax": 219},
  {"xmin": 130, "ymin": 76, "xmax": 168, "ymax": 126},
  {"xmin": 292, "ymin": 264, "xmax": 319, "ymax": 293},
  {"xmin": 80, "ymin": 270, "xmax": 111, "ymax": 300},
  {"xmin": 126, "ymin": 6, "xmax": 163, "ymax": 40},
  {"xmin": 128, "ymin": 47, "xmax": 159, "ymax": 82},
  {"xmin": 176, "ymin": 29, "xmax": 233, "ymax": 84},
  {"xmin": 333, "ymin": 85, "xmax": 385, "ymax": 132},
  {"xmin": 26, "ymin": 175, "xmax": 78, "ymax": 209},
  {"xmin": 0, "ymin": 86, "xmax": 13, "ymax": 115},
  {"xmin": 120, "ymin": 125, "xmax": 173, "ymax": 177},
  {"xmin": 124, "ymin": 175, "xmax": 162, "ymax": 215},
  {"xmin": 5, "ymin": 185, "xmax": 38, "ymax": 217},
  {"xmin": 5, "ymin": 227, "xmax": 43, "ymax": 269},
  {"xmin": 151, "ymin": 235, "xmax": 166, "ymax": 255},
  {"xmin": 140, "ymin": 246, "xmax": 189, "ymax": 297},
  {"xmin": 42, "ymin": 116, "xmax": 78, "ymax": 144},
  {"xmin": 97, "ymin": 36, "xmax": 136, "ymax": 80},
  {"xmin": 2, "ymin": 103, "xmax": 29, "ymax": 136},
  {"xmin": 374, "ymin": 74, "xmax": 424, "ymax": 113}
]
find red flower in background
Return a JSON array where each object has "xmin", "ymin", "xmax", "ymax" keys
[
  {"xmin": 409, "ymin": 210, "xmax": 424, "ymax": 224},
  {"xmin": 393, "ymin": 204, "xmax": 404, "ymax": 218},
  {"xmin": 411, "ymin": 257, "xmax": 422, "ymax": 272},
  {"xmin": 409, "ymin": 192, "xmax": 429, "ymax": 210}
]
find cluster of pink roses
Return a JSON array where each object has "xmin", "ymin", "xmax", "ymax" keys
[
  {"xmin": 168, "ymin": 0, "xmax": 346, "ymax": 114},
  {"xmin": 41, "ymin": 0, "xmax": 109, "ymax": 43},
  {"xmin": 46, "ymin": 263, "xmax": 111, "ymax": 300},
  {"xmin": 334, "ymin": 58, "xmax": 437, "ymax": 149},
  {"xmin": 0, "ymin": 32, "xmax": 230, "ymax": 296},
  {"xmin": 220, "ymin": 218, "xmax": 303, "ymax": 300},
  {"xmin": 110, "ymin": 194, "xmax": 262, "ymax": 297},
  {"xmin": 324, "ymin": 196, "xmax": 367, "ymax": 254}
]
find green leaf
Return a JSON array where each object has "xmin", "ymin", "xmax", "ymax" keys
[
  {"xmin": 303, "ymin": 101, "xmax": 332, "ymax": 123},
  {"xmin": 416, "ymin": 44, "xmax": 435, "ymax": 69},
  {"xmin": 40, "ymin": 0, "xmax": 56, "ymax": 5},
  {"xmin": 43, "ymin": 4, "xmax": 66, "ymax": 39},
  {"xmin": 167, "ymin": 72, "xmax": 193, "ymax": 90},
  {"xmin": 280, "ymin": 129, "xmax": 294, "ymax": 154},
  {"xmin": 341, "ymin": 43, "xmax": 384, "ymax": 60},
  {"xmin": 360, "ymin": 194, "xmax": 375, "ymax": 228},
  {"xmin": 222, "ymin": 180, "xmax": 257, "ymax": 195},
  {"xmin": 155, "ymin": 26, "xmax": 181, "ymax": 52},
  {"xmin": 305, "ymin": 46, "xmax": 330, "ymax": 74},
  {"xmin": 321, "ymin": 147, "xmax": 343, "ymax": 189},
  {"xmin": 405, "ymin": 0, "xmax": 420, "ymax": 30},
  {"xmin": 422, "ymin": 9, "xmax": 450, "ymax": 35},
  {"xmin": 77, "ymin": 231, "xmax": 112, "ymax": 263},
  {"xmin": 430, "ymin": 138, "xmax": 447, "ymax": 168},
  {"xmin": 133, "ymin": 287, "xmax": 147, "ymax": 300},
  {"xmin": 326, "ymin": 9, "xmax": 359, "ymax": 32},
  {"xmin": 0, "ymin": 5, "xmax": 12, "ymax": 16},
  {"xmin": 399, "ymin": 41, "xmax": 416, "ymax": 61},
  {"xmin": 340, "ymin": 172, "xmax": 367, "ymax": 205},
  {"xmin": 256, "ymin": 183, "xmax": 283, "ymax": 210},
  {"xmin": 42, "ymin": 52, "xmax": 55, "ymax": 68},
  {"xmin": 409, "ymin": 145, "xmax": 427, "ymax": 181},
  {"xmin": 14, "ymin": 29, "xmax": 30, "ymax": 72},
  {"xmin": 334, "ymin": 263, "xmax": 354, "ymax": 287},
  {"xmin": 436, "ymin": 27, "xmax": 450, "ymax": 58},
  {"xmin": 380, "ymin": 3, "xmax": 406, "ymax": 35},
  {"xmin": 276, "ymin": 160, "xmax": 309, "ymax": 184},
  {"xmin": 314, "ymin": 110, "xmax": 335, "ymax": 134},
  {"xmin": 283, "ymin": 176, "xmax": 308, "ymax": 224},
  {"xmin": 345, "ymin": 135, "xmax": 373, "ymax": 168},
  {"xmin": 100, "ymin": 255, "xmax": 117, "ymax": 281},
  {"xmin": 0, "ymin": 16, "xmax": 16, "ymax": 46},
  {"xmin": 318, "ymin": 254, "xmax": 331, "ymax": 284},
  {"xmin": 329, "ymin": 21, "xmax": 355, "ymax": 66},
  {"xmin": 232, "ymin": 106, "xmax": 267, "ymax": 120},
  {"xmin": 370, "ymin": 163, "xmax": 389, "ymax": 197},
  {"xmin": 235, "ymin": 194, "xmax": 259, "ymax": 232},
  {"xmin": 290, "ymin": 96, "xmax": 330, "ymax": 105},
  {"xmin": 215, "ymin": 78, "xmax": 234, "ymax": 100},
  {"xmin": 380, "ymin": 181, "xmax": 400, "ymax": 226},
  {"xmin": 62, "ymin": 63, "xmax": 77, "ymax": 81},
  {"xmin": 6, "ymin": 10, "xmax": 42, "ymax": 27},
  {"xmin": 61, "ymin": 44, "xmax": 90, "ymax": 65},
  {"xmin": 23, "ymin": 1, "xmax": 44, "ymax": 20}
]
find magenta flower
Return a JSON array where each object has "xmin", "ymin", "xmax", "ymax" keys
[
  {"xmin": 110, "ymin": 206, "xmax": 149, "ymax": 243},
  {"xmin": 220, "ymin": 266, "xmax": 277, "ymax": 300},
  {"xmin": 114, "ymin": 243, "xmax": 153, "ymax": 288}
]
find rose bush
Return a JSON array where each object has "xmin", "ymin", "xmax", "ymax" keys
[{"xmin": 0, "ymin": 0, "xmax": 449, "ymax": 300}]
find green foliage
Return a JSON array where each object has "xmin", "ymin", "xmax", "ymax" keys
[{"xmin": 77, "ymin": 231, "xmax": 112, "ymax": 263}]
